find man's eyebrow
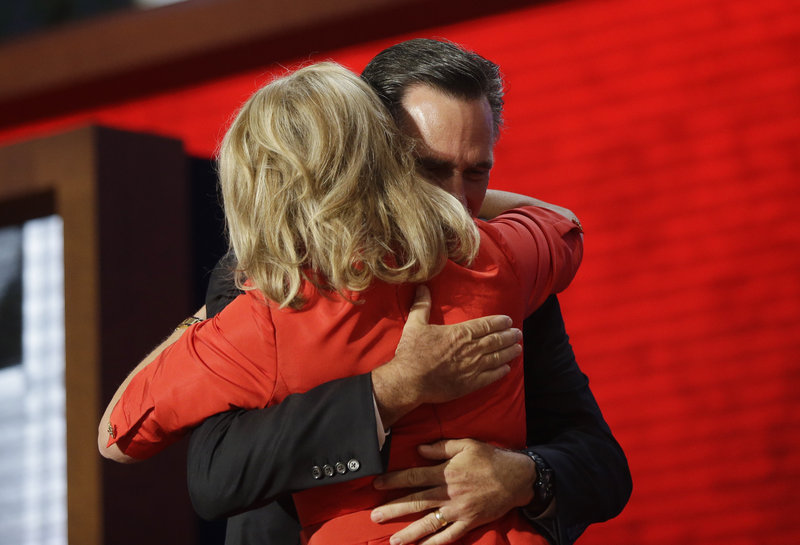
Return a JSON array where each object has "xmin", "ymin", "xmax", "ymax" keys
[
  {"xmin": 416, "ymin": 156, "xmax": 494, "ymax": 170},
  {"xmin": 416, "ymin": 156, "xmax": 454, "ymax": 170}
]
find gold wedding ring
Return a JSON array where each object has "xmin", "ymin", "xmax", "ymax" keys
[{"xmin": 434, "ymin": 509, "xmax": 448, "ymax": 527}]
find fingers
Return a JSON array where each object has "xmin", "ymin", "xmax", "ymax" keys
[
  {"xmin": 491, "ymin": 327, "xmax": 523, "ymax": 351},
  {"xmin": 374, "ymin": 463, "xmax": 445, "ymax": 490},
  {"xmin": 417, "ymin": 438, "xmax": 474, "ymax": 461},
  {"xmin": 475, "ymin": 329, "xmax": 522, "ymax": 366},
  {"xmin": 457, "ymin": 314, "xmax": 513, "ymax": 339},
  {"xmin": 481, "ymin": 341, "xmax": 522, "ymax": 368},
  {"xmin": 407, "ymin": 285, "xmax": 432, "ymax": 326},
  {"xmin": 418, "ymin": 521, "xmax": 469, "ymax": 545},
  {"xmin": 370, "ymin": 487, "xmax": 448, "ymax": 523},
  {"xmin": 473, "ymin": 363, "xmax": 512, "ymax": 388},
  {"xmin": 389, "ymin": 513, "xmax": 469, "ymax": 545}
]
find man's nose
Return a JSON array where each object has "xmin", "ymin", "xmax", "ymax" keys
[{"xmin": 439, "ymin": 175, "xmax": 468, "ymax": 208}]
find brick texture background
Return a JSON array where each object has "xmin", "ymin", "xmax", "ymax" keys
[
  {"xmin": 477, "ymin": 2, "xmax": 800, "ymax": 543},
  {"xmin": 1, "ymin": 0, "xmax": 798, "ymax": 543}
]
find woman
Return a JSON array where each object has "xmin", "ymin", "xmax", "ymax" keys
[{"xmin": 102, "ymin": 63, "xmax": 583, "ymax": 544}]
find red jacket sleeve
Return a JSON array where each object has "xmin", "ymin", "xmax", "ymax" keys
[
  {"xmin": 487, "ymin": 206, "xmax": 584, "ymax": 316},
  {"xmin": 107, "ymin": 292, "xmax": 278, "ymax": 459}
]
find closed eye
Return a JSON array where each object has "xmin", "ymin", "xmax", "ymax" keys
[
  {"xmin": 465, "ymin": 168, "xmax": 491, "ymax": 180},
  {"xmin": 416, "ymin": 157, "xmax": 453, "ymax": 180}
]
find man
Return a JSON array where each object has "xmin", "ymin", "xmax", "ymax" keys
[{"xmin": 186, "ymin": 39, "xmax": 631, "ymax": 545}]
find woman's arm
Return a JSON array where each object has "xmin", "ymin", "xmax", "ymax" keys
[
  {"xmin": 97, "ymin": 306, "xmax": 208, "ymax": 463},
  {"xmin": 479, "ymin": 189, "xmax": 581, "ymax": 226},
  {"xmin": 99, "ymin": 285, "xmax": 521, "ymax": 466}
]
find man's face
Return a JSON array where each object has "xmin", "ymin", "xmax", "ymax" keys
[{"xmin": 398, "ymin": 84, "xmax": 495, "ymax": 216}]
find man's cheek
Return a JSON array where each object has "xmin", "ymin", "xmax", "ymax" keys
[{"xmin": 468, "ymin": 188, "xmax": 488, "ymax": 214}]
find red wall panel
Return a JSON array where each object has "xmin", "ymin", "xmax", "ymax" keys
[{"xmin": 1, "ymin": 0, "xmax": 798, "ymax": 543}]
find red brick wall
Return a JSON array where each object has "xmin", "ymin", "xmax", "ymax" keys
[
  {"xmin": 476, "ymin": 2, "xmax": 800, "ymax": 544},
  {"xmin": 2, "ymin": 0, "xmax": 798, "ymax": 543},
  {"xmin": 475, "ymin": 1, "xmax": 800, "ymax": 543}
]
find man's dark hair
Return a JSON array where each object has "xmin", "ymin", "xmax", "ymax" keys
[{"xmin": 361, "ymin": 38, "xmax": 505, "ymax": 139}]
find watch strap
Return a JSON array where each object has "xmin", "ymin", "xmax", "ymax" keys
[{"xmin": 522, "ymin": 450, "xmax": 555, "ymax": 517}]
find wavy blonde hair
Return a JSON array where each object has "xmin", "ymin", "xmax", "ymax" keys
[{"xmin": 218, "ymin": 62, "xmax": 479, "ymax": 309}]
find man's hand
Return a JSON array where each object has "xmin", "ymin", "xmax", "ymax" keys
[
  {"xmin": 371, "ymin": 286, "xmax": 522, "ymax": 426},
  {"xmin": 369, "ymin": 439, "xmax": 536, "ymax": 545}
]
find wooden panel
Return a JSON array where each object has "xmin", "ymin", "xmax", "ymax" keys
[
  {"xmin": 0, "ymin": 126, "xmax": 193, "ymax": 545},
  {"xmin": 0, "ymin": 128, "xmax": 102, "ymax": 545},
  {"xmin": 0, "ymin": 0, "xmax": 541, "ymax": 128}
]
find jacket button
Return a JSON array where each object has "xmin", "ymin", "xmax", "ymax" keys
[
  {"xmin": 311, "ymin": 466, "xmax": 323, "ymax": 480},
  {"xmin": 323, "ymin": 464, "xmax": 335, "ymax": 477},
  {"xmin": 347, "ymin": 459, "xmax": 360, "ymax": 472},
  {"xmin": 335, "ymin": 462, "xmax": 347, "ymax": 474}
]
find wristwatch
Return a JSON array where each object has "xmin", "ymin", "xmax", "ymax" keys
[{"xmin": 522, "ymin": 450, "xmax": 555, "ymax": 517}]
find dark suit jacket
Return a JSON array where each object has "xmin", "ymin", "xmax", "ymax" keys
[{"xmin": 186, "ymin": 255, "xmax": 631, "ymax": 545}]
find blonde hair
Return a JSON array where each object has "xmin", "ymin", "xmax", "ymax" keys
[{"xmin": 219, "ymin": 62, "xmax": 479, "ymax": 309}]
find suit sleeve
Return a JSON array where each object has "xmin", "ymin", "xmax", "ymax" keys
[
  {"xmin": 185, "ymin": 254, "xmax": 387, "ymax": 521},
  {"xmin": 521, "ymin": 295, "xmax": 632, "ymax": 545}
]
